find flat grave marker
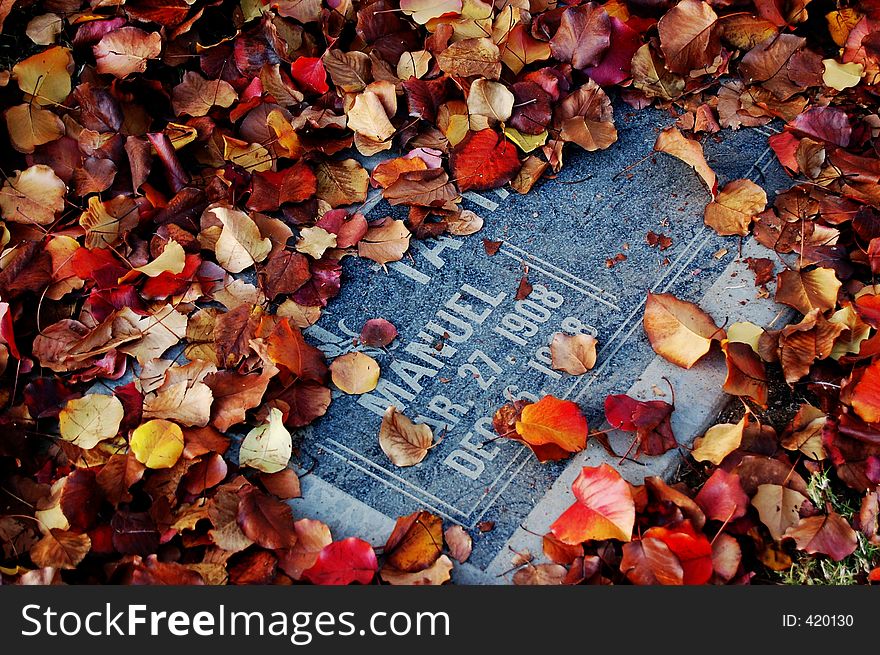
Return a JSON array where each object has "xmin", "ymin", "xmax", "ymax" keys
[{"xmin": 291, "ymin": 103, "xmax": 793, "ymax": 577}]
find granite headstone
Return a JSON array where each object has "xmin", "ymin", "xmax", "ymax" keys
[{"xmin": 294, "ymin": 103, "xmax": 791, "ymax": 571}]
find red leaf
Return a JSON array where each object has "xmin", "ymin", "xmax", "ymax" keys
[
  {"xmin": 451, "ymin": 129, "xmax": 521, "ymax": 192},
  {"xmin": 644, "ymin": 520, "xmax": 713, "ymax": 585},
  {"xmin": 302, "ymin": 538, "xmax": 378, "ymax": 585},
  {"xmin": 604, "ymin": 393, "xmax": 676, "ymax": 457},
  {"xmin": 291, "ymin": 57, "xmax": 329, "ymax": 94},
  {"xmin": 694, "ymin": 468, "xmax": 749, "ymax": 522}
]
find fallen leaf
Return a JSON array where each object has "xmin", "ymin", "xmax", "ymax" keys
[
  {"xmin": 238, "ymin": 407, "xmax": 292, "ymax": 474},
  {"xmin": 0, "ymin": 165, "xmax": 66, "ymax": 225},
  {"xmin": 515, "ymin": 395, "xmax": 588, "ymax": 457},
  {"xmin": 357, "ymin": 218, "xmax": 411, "ymax": 264},
  {"xmin": 704, "ymin": 179, "xmax": 767, "ymax": 236},
  {"xmin": 384, "ymin": 510, "xmax": 442, "ymax": 572},
  {"xmin": 379, "ymin": 406, "xmax": 434, "ymax": 467},
  {"xmin": 301, "ymin": 538, "xmax": 378, "ymax": 585},
  {"xmin": 236, "ymin": 485, "xmax": 297, "ymax": 549},
  {"xmin": 643, "ymin": 292, "xmax": 723, "ymax": 369},
  {"xmin": 381, "ymin": 555, "xmax": 453, "ymax": 585},
  {"xmin": 93, "ymin": 27, "xmax": 162, "ymax": 78},
  {"xmin": 451, "ymin": 129, "xmax": 521, "ymax": 192},
  {"xmin": 752, "ymin": 483, "xmax": 808, "ymax": 541},
  {"xmin": 550, "ymin": 332, "xmax": 598, "ymax": 375},
  {"xmin": 330, "ymin": 352, "xmax": 380, "ymax": 394},
  {"xmin": 658, "ymin": 0, "xmax": 720, "ymax": 74},
  {"xmin": 653, "ymin": 127, "xmax": 717, "ymax": 196},
  {"xmin": 30, "ymin": 530, "xmax": 91, "ymax": 570},
  {"xmin": 691, "ymin": 414, "xmax": 749, "ymax": 465},
  {"xmin": 784, "ymin": 512, "xmax": 858, "ymax": 561},
  {"xmin": 694, "ymin": 469, "xmax": 749, "ymax": 522},
  {"xmin": 58, "ymin": 394, "xmax": 124, "ymax": 449},
  {"xmin": 550, "ymin": 463, "xmax": 635, "ymax": 544},
  {"xmin": 775, "ymin": 267, "xmax": 842, "ymax": 315},
  {"xmin": 467, "ymin": 79, "xmax": 514, "ymax": 122},
  {"xmin": 444, "ymin": 525, "xmax": 472, "ymax": 563},
  {"xmin": 360, "ymin": 318, "xmax": 397, "ymax": 347},
  {"xmin": 130, "ymin": 419, "xmax": 185, "ymax": 469}
]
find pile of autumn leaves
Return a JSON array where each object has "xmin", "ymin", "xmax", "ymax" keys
[{"xmin": 1, "ymin": 0, "xmax": 880, "ymax": 585}]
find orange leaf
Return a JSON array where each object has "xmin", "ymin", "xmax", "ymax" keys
[
  {"xmin": 643, "ymin": 292, "xmax": 723, "ymax": 368},
  {"xmin": 550, "ymin": 463, "xmax": 635, "ymax": 544},
  {"xmin": 515, "ymin": 395, "xmax": 588, "ymax": 454}
]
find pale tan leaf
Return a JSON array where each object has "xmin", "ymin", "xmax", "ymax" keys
[{"xmin": 379, "ymin": 406, "xmax": 434, "ymax": 467}]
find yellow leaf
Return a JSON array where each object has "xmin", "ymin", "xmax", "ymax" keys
[
  {"xmin": 397, "ymin": 50, "xmax": 432, "ymax": 79},
  {"xmin": 691, "ymin": 414, "xmax": 748, "ymax": 465},
  {"xmin": 347, "ymin": 91, "xmax": 395, "ymax": 142},
  {"xmin": 12, "ymin": 45, "xmax": 73, "ymax": 106},
  {"xmin": 727, "ymin": 321, "xmax": 763, "ymax": 352},
  {"xmin": 134, "ymin": 240, "xmax": 187, "ymax": 277},
  {"xmin": 822, "ymin": 59, "xmax": 863, "ymax": 91},
  {"xmin": 503, "ymin": 127, "xmax": 548, "ymax": 153},
  {"xmin": 238, "ymin": 407, "xmax": 292, "ymax": 474},
  {"xmin": 4, "ymin": 102, "xmax": 64, "ymax": 153},
  {"xmin": 295, "ymin": 226, "xmax": 338, "ymax": 259},
  {"xmin": 58, "ymin": 393, "xmax": 124, "ymax": 449},
  {"xmin": 222, "ymin": 136, "xmax": 273, "ymax": 172},
  {"xmin": 130, "ymin": 419, "xmax": 185, "ymax": 469}
]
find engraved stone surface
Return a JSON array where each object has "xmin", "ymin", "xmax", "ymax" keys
[{"xmin": 295, "ymin": 103, "xmax": 791, "ymax": 570}]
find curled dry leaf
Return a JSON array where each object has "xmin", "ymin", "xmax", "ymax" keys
[
  {"xmin": 444, "ymin": 525, "xmax": 472, "ymax": 563},
  {"xmin": 381, "ymin": 555, "xmax": 453, "ymax": 585},
  {"xmin": 295, "ymin": 226, "xmax": 337, "ymax": 259},
  {"xmin": 550, "ymin": 332, "xmax": 598, "ymax": 375},
  {"xmin": 653, "ymin": 127, "xmax": 717, "ymax": 196},
  {"xmin": 58, "ymin": 393, "xmax": 124, "ymax": 450},
  {"xmin": 643, "ymin": 292, "xmax": 723, "ymax": 369},
  {"xmin": 379, "ymin": 406, "xmax": 434, "ymax": 467},
  {"xmin": 550, "ymin": 463, "xmax": 635, "ymax": 545},
  {"xmin": 208, "ymin": 205, "xmax": 272, "ymax": 273},
  {"xmin": 513, "ymin": 563, "xmax": 568, "ymax": 585},
  {"xmin": 238, "ymin": 407, "xmax": 292, "ymax": 474},
  {"xmin": 330, "ymin": 352, "xmax": 380, "ymax": 395},
  {"xmin": 384, "ymin": 510, "xmax": 443, "ymax": 572}
]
